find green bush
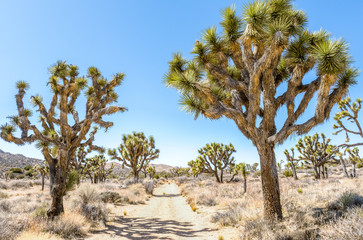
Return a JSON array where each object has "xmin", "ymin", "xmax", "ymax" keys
[
  {"xmin": 357, "ymin": 162, "xmax": 363, "ymax": 169},
  {"xmin": 66, "ymin": 170, "xmax": 80, "ymax": 192},
  {"xmin": 283, "ymin": 169, "xmax": 293, "ymax": 178},
  {"xmin": 16, "ymin": 174, "xmax": 25, "ymax": 179},
  {"xmin": 25, "ymin": 170, "xmax": 36, "ymax": 177},
  {"xmin": 9, "ymin": 168, "xmax": 23, "ymax": 174},
  {"xmin": 24, "ymin": 165, "xmax": 32, "ymax": 171}
]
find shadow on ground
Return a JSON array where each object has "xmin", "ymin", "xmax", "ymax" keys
[{"xmin": 91, "ymin": 216, "xmax": 215, "ymax": 240}]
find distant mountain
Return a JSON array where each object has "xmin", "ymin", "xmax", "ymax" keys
[{"xmin": 0, "ymin": 149, "xmax": 45, "ymax": 170}]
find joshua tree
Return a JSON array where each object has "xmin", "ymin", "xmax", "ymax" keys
[
  {"xmin": 109, "ymin": 132, "xmax": 160, "ymax": 180},
  {"xmin": 146, "ymin": 166, "xmax": 156, "ymax": 179},
  {"xmin": 34, "ymin": 165, "xmax": 49, "ymax": 191},
  {"xmin": 188, "ymin": 143, "xmax": 236, "ymax": 183},
  {"xmin": 296, "ymin": 133, "xmax": 338, "ymax": 179},
  {"xmin": 170, "ymin": 167, "xmax": 190, "ymax": 177},
  {"xmin": 235, "ymin": 162, "xmax": 249, "ymax": 193},
  {"xmin": 140, "ymin": 159, "xmax": 152, "ymax": 178},
  {"xmin": 283, "ymin": 148, "xmax": 299, "ymax": 180},
  {"xmin": 345, "ymin": 147, "xmax": 361, "ymax": 178},
  {"xmin": 333, "ymin": 98, "xmax": 363, "ymax": 148},
  {"xmin": 83, "ymin": 155, "xmax": 113, "ymax": 183},
  {"xmin": 164, "ymin": 0, "xmax": 357, "ymax": 220},
  {"xmin": 0, "ymin": 61, "xmax": 126, "ymax": 219}
]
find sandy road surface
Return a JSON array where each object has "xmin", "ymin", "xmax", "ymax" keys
[{"xmin": 89, "ymin": 182, "xmax": 236, "ymax": 240}]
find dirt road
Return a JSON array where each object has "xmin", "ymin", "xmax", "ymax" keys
[{"xmin": 89, "ymin": 182, "xmax": 236, "ymax": 240}]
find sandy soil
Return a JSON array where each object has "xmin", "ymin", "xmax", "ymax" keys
[{"xmin": 88, "ymin": 182, "xmax": 238, "ymax": 240}]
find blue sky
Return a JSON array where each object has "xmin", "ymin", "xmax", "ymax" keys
[{"xmin": 0, "ymin": 0, "xmax": 362, "ymax": 167}]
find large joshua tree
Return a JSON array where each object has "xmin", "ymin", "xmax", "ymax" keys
[
  {"xmin": 164, "ymin": 0, "xmax": 358, "ymax": 220},
  {"xmin": 0, "ymin": 61, "xmax": 126, "ymax": 219},
  {"xmin": 108, "ymin": 132, "xmax": 159, "ymax": 180}
]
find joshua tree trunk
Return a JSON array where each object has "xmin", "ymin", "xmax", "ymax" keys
[
  {"xmin": 340, "ymin": 157, "xmax": 350, "ymax": 178},
  {"xmin": 41, "ymin": 173, "xmax": 45, "ymax": 191},
  {"xmin": 313, "ymin": 167, "xmax": 320, "ymax": 180},
  {"xmin": 47, "ymin": 160, "xmax": 67, "ymax": 219},
  {"xmin": 214, "ymin": 170, "xmax": 221, "ymax": 183},
  {"xmin": 243, "ymin": 176, "xmax": 247, "ymax": 193},
  {"xmin": 291, "ymin": 163, "xmax": 298, "ymax": 180},
  {"xmin": 220, "ymin": 170, "xmax": 224, "ymax": 183},
  {"xmin": 257, "ymin": 143, "xmax": 282, "ymax": 221},
  {"xmin": 352, "ymin": 163, "xmax": 356, "ymax": 178}
]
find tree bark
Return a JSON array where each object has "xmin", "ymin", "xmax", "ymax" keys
[
  {"xmin": 291, "ymin": 163, "xmax": 298, "ymax": 180},
  {"xmin": 41, "ymin": 173, "xmax": 45, "ymax": 191},
  {"xmin": 340, "ymin": 157, "xmax": 349, "ymax": 178},
  {"xmin": 352, "ymin": 163, "xmax": 356, "ymax": 178},
  {"xmin": 243, "ymin": 177, "xmax": 247, "ymax": 193},
  {"xmin": 47, "ymin": 161, "xmax": 67, "ymax": 220},
  {"xmin": 214, "ymin": 170, "xmax": 221, "ymax": 183},
  {"xmin": 257, "ymin": 143, "xmax": 283, "ymax": 221}
]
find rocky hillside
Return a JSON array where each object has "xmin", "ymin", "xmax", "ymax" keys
[{"xmin": 0, "ymin": 149, "xmax": 45, "ymax": 170}]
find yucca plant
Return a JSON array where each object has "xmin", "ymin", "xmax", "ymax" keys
[
  {"xmin": 108, "ymin": 132, "xmax": 159, "ymax": 180},
  {"xmin": 0, "ymin": 61, "xmax": 126, "ymax": 219},
  {"xmin": 164, "ymin": 0, "xmax": 358, "ymax": 221}
]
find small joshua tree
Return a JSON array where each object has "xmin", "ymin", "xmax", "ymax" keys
[
  {"xmin": 34, "ymin": 164, "xmax": 49, "ymax": 191},
  {"xmin": 83, "ymin": 155, "xmax": 113, "ymax": 183},
  {"xmin": 333, "ymin": 97, "xmax": 363, "ymax": 148},
  {"xmin": 0, "ymin": 61, "xmax": 126, "ymax": 219},
  {"xmin": 188, "ymin": 143, "xmax": 236, "ymax": 183},
  {"xmin": 345, "ymin": 147, "xmax": 361, "ymax": 178},
  {"xmin": 109, "ymin": 132, "xmax": 159, "ymax": 180},
  {"xmin": 235, "ymin": 162, "xmax": 249, "ymax": 193},
  {"xmin": 283, "ymin": 148, "xmax": 299, "ymax": 180},
  {"xmin": 164, "ymin": 0, "xmax": 358, "ymax": 220},
  {"xmin": 146, "ymin": 166, "xmax": 156, "ymax": 179},
  {"xmin": 296, "ymin": 133, "xmax": 337, "ymax": 179}
]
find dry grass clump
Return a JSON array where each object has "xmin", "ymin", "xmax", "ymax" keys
[
  {"xmin": 44, "ymin": 212, "xmax": 90, "ymax": 239},
  {"xmin": 0, "ymin": 180, "xmax": 9, "ymax": 189},
  {"xmin": 71, "ymin": 183, "xmax": 108, "ymax": 225},
  {"xmin": 320, "ymin": 207, "xmax": 363, "ymax": 240},
  {"xmin": 122, "ymin": 183, "xmax": 148, "ymax": 204},
  {"xmin": 0, "ymin": 212, "xmax": 31, "ymax": 240},
  {"xmin": 0, "ymin": 191, "xmax": 8, "ymax": 199},
  {"xmin": 9, "ymin": 180, "xmax": 33, "ymax": 189}
]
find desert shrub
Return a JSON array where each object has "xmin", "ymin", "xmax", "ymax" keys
[
  {"xmin": 357, "ymin": 162, "xmax": 363, "ymax": 169},
  {"xmin": 72, "ymin": 184, "xmax": 108, "ymax": 225},
  {"xmin": 66, "ymin": 170, "xmax": 79, "ymax": 192},
  {"xmin": 125, "ymin": 178, "xmax": 143, "ymax": 186},
  {"xmin": 282, "ymin": 169, "xmax": 293, "ymax": 178},
  {"xmin": 0, "ymin": 191, "xmax": 8, "ymax": 199},
  {"xmin": 16, "ymin": 174, "xmax": 25, "ymax": 179},
  {"xmin": 9, "ymin": 168, "xmax": 23, "ymax": 174},
  {"xmin": 100, "ymin": 191, "xmax": 122, "ymax": 204},
  {"xmin": 44, "ymin": 212, "xmax": 89, "ymax": 239},
  {"xmin": 196, "ymin": 193, "xmax": 217, "ymax": 206},
  {"xmin": 34, "ymin": 203, "xmax": 48, "ymax": 220},
  {"xmin": 0, "ymin": 181, "xmax": 8, "ymax": 189},
  {"xmin": 74, "ymin": 184, "xmax": 99, "ymax": 205},
  {"xmin": 329, "ymin": 191, "xmax": 363, "ymax": 210},
  {"xmin": 80, "ymin": 203, "xmax": 108, "ymax": 224},
  {"xmin": 175, "ymin": 176, "xmax": 189, "ymax": 185},
  {"xmin": 25, "ymin": 169, "xmax": 36, "ymax": 177},
  {"xmin": 0, "ymin": 199, "xmax": 11, "ymax": 212},
  {"xmin": 144, "ymin": 181, "xmax": 154, "ymax": 195},
  {"xmin": 0, "ymin": 213, "xmax": 30, "ymax": 240},
  {"xmin": 23, "ymin": 165, "xmax": 32, "ymax": 171},
  {"xmin": 211, "ymin": 202, "xmax": 245, "ymax": 226},
  {"xmin": 10, "ymin": 180, "xmax": 32, "ymax": 189},
  {"xmin": 320, "ymin": 207, "xmax": 363, "ymax": 240},
  {"xmin": 124, "ymin": 183, "xmax": 147, "ymax": 204}
]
